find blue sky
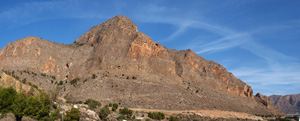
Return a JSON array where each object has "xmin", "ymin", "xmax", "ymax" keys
[{"xmin": 0, "ymin": 0, "xmax": 299, "ymax": 96}]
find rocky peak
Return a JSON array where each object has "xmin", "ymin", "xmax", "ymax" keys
[{"xmin": 75, "ymin": 15, "xmax": 138, "ymax": 45}]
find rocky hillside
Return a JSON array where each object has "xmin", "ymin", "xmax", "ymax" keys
[
  {"xmin": 269, "ymin": 94, "xmax": 300, "ymax": 115},
  {"xmin": 0, "ymin": 15, "xmax": 284, "ymax": 116}
]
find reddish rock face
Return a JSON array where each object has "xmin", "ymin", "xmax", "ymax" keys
[
  {"xmin": 270, "ymin": 94, "xmax": 300, "ymax": 114},
  {"xmin": 0, "ymin": 15, "xmax": 283, "ymax": 116}
]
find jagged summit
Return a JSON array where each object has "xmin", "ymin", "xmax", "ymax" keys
[{"xmin": 75, "ymin": 15, "xmax": 138, "ymax": 45}]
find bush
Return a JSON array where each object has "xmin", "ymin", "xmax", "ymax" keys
[
  {"xmin": 64, "ymin": 108, "xmax": 80, "ymax": 121},
  {"xmin": 119, "ymin": 108, "xmax": 133, "ymax": 118},
  {"xmin": 118, "ymin": 115, "xmax": 125, "ymax": 120},
  {"xmin": 148, "ymin": 112, "xmax": 165, "ymax": 120},
  {"xmin": 169, "ymin": 116, "xmax": 179, "ymax": 121},
  {"xmin": 113, "ymin": 103, "xmax": 118, "ymax": 109},
  {"xmin": 50, "ymin": 75, "xmax": 56, "ymax": 80},
  {"xmin": 132, "ymin": 76, "xmax": 137, "ymax": 79},
  {"xmin": 22, "ymin": 78, "xmax": 26, "ymax": 83},
  {"xmin": 84, "ymin": 99, "xmax": 101, "ymax": 109},
  {"xmin": 47, "ymin": 108, "xmax": 60, "ymax": 121},
  {"xmin": 70, "ymin": 78, "xmax": 80, "ymax": 85},
  {"xmin": 99, "ymin": 105, "xmax": 110, "ymax": 120},
  {"xmin": 92, "ymin": 74, "xmax": 96, "ymax": 79},
  {"xmin": 59, "ymin": 80, "xmax": 64, "ymax": 85},
  {"xmin": 41, "ymin": 73, "xmax": 46, "ymax": 77}
]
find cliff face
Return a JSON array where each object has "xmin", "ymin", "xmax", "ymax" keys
[
  {"xmin": 0, "ymin": 71, "xmax": 38, "ymax": 95},
  {"xmin": 0, "ymin": 15, "xmax": 283, "ymax": 116},
  {"xmin": 269, "ymin": 94, "xmax": 300, "ymax": 115}
]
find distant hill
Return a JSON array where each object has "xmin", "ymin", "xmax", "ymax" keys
[
  {"xmin": 0, "ymin": 15, "xmax": 284, "ymax": 116},
  {"xmin": 269, "ymin": 94, "xmax": 300, "ymax": 115}
]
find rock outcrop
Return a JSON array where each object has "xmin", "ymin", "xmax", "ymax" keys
[
  {"xmin": 0, "ymin": 71, "xmax": 39, "ymax": 95},
  {"xmin": 0, "ymin": 15, "xmax": 283, "ymax": 116},
  {"xmin": 269, "ymin": 94, "xmax": 300, "ymax": 115}
]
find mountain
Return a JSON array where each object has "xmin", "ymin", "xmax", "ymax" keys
[
  {"xmin": 0, "ymin": 15, "xmax": 284, "ymax": 116},
  {"xmin": 269, "ymin": 94, "xmax": 300, "ymax": 115}
]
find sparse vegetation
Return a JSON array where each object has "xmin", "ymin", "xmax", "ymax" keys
[
  {"xmin": 50, "ymin": 75, "xmax": 56, "ymax": 80},
  {"xmin": 59, "ymin": 80, "xmax": 64, "ymax": 85},
  {"xmin": 132, "ymin": 76, "xmax": 137, "ymax": 79},
  {"xmin": 64, "ymin": 108, "xmax": 80, "ymax": 121},
  {"xmin": 119, "ymin": 107, "xmax": 133, "ymax": 118},
  {"xmin": 41, "ymin": 73, "xmax": 47, "ymax": 77},
  {"xmin": 84, "ymin": 99, "xmax": 101, "ymax": 109},
  {"xmin": 169, "ymin": 116, "xmax": 179, "ymax": 121},
  {"xmin": 73, "ymin": 41, "xmax": 85, "ymax": 46},
  {"xmin": 92, "ymin": 74, "xmax": 96, "ymax": 79},
  {"xmin": 70, "ymin": 78, "xmax": 80, "ymax": 85},
  {"xmin": 98, "ymin": 105, "xmax": 110, "ymax": 120},
  {"xmin": 118, "ymin": 114, "xmax": 126, "ymax": 120},
  {"xmin": 148, "ymin": 112, "xmax": 165, "ymax": 120},
  {"xmin": 22, "ymin": 78, "xmax": 26, "ymax": 83},
  {"xmin": 112, "ymin": 103, "xmax": 118, "ymax": 111}
]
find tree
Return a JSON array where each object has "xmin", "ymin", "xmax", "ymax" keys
[
  {"xmin": 23, "ymin": 93, "xmax": 51, "ymax": 120},
  {"xmin": 98, "ymin": 105, "xmax": 110, "ymax": 120},
  {"xmin": 0, "ymin": 87, "xmax": 17, "ymax": 113},
  {"xmin": 11, "ymin": 93, "xmax": 27, "ymax": 120},
  {"xmin": 0, "ymin": 87, "xmax": 52, "ymax": 120},
  {"xmin": 47, "ymin": 108, "xmax": 60, "ymax": 121},
  {"xmin": 64, "ymin": 108, "xmax": 80, "ymax": 121},
  {"xmin": 23, "ymin": 96, "xmax": 42, "ymax": 119}
]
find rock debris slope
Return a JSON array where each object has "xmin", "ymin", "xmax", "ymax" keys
[{"xmin": 0, "ymin": 15, "xmax": 284, "ymax": 116}]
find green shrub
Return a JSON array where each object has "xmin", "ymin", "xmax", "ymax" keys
[
  {"xmin": 119, "ymin": 108, "xmax": 133, "ymax": 118},
  {"xmin": 70, "ymin": 78, "xmax": 80, "ymax": 85},
  {"xmin": 59, "ymin": 80, "xmax": 63, "ymax": 85},
  {"xmin": 50, "ymin": 75, "xmax": 56, "ymax": 80},
  {"xmin": 148, "ymin": 112, "xmax": 165, "ymax": 120},
  {"xmin": 41, "ymin": 73, "xmax": 47, "ymax": 77},
  {"xmin": 47, "ymin": 108, "xmax": 60, "ymax": 121},
  {"xmin": 84, "ymin": 99, "xmax": 101, "ymax": 109},
  {"xmin": 64, "ymin": 108, "xmax": 80, "ymax": 121},
  {"xmin": 169, "ymin": 116, "xmax": 179, "ymax": 121},
  {"xmin": 118, "ymin": 115, "xmax": 125, "ymax": 120},
  {"xmin": 92, "ymin": 74, "xmax": 96, "ymax": 79},
  {"xmin": 113, "ymin": 103, "xmax": 118, "ymax": 109},
  {"xmin": 132, "ymin": 76, "xmax": 137, "ymax": 79},
  {"xmin": 99, "ymin": 105, "xmax": 110, "ymax": 120}
]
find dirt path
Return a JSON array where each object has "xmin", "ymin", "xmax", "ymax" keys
[{"xmin": 129, "ymin": 108, "xmax": 265, "ymax": 121}]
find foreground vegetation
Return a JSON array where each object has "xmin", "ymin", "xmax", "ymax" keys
[{"xmin": 0, "ymin": 87, "xmax": 58, "ymax": 121}]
